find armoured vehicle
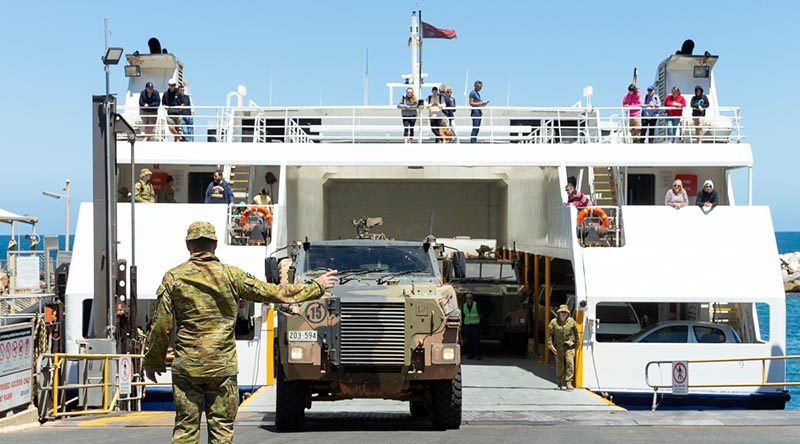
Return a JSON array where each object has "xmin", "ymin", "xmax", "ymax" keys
[{"xmin": 274, "ymin": 239, "xmax": 462, "ymax": 430}]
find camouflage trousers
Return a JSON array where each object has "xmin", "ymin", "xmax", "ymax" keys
[
  {"xmin": 554, "ymin": 347, "xmax": 575, "ymax": 387},
  {"xmin": 172, "ymin": 374, "xmax": 238, "ymax": 444}
]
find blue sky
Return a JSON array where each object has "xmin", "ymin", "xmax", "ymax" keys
[{"xmin": 1, "ymin": 0, "xmax": 798, "ymax": 233}]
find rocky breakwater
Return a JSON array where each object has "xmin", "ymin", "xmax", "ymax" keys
[{"xmin": 781, "ymin": 252, "xmax": 800, "ymax": 292}]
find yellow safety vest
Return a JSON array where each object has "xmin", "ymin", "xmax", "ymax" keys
[{"xmin": 463, "ymin": 302, "xmax": 480, "ymax": 325}]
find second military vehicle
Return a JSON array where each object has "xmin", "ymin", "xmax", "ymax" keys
[{"xmin": 274, "ymin": 239, "xmax": 462, "ymax": 430}]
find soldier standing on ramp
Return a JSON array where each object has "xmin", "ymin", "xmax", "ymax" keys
[
  {"xmin": 144, "ymin": 221, "xmax": 337, "ymax": 444},
  {"xmin": 547, "ymin": 304, "xmax": 579, "ymax": 390}
]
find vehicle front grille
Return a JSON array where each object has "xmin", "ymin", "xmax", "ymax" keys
[{"xmin": 339, "ymin": 302, "xmax": 406, "ymax": 366}]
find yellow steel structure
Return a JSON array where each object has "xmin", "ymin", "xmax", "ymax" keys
[{"xmin": 542, "ymin": 256, "xmax": 551, "ymax": 364}]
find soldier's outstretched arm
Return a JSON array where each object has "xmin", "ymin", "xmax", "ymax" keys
[
  {"xmin": 229, "ymin": 267, "xmax": 337, "ymax": 304},
  {"xmin": 143, "ymin": 273, "xmax": 175, "ymax": 378}
]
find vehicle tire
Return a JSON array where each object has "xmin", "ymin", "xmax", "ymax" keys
[
  {"xmin": 409, "ymin": 400, "xmax": 429, "ymax": 419},
  {"xmin": 274, "ymin": 355, "xmax": 307, "ymax": 431},
  {"xmin": 429, "ymin": 366, "xmax": 462, "ymax": 430},
  {"xmin": 265, "ymin": 257, "xmax": 279, "ymax": 284},
  {"xmin": 278, "ymin": 258, "xmax": 293, "ymax": 285}
]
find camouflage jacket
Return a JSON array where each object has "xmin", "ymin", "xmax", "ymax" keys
[
  {"xmin": 134, "ymin": 179, "xmax": 155, "ymax": 203},
  {"xmin": 143, "ymin": 252, "xmax": 324, "ymax": 377},
  {"xmin": 546, "ymin": 317, "xmax": 579, "ymax": 350}
]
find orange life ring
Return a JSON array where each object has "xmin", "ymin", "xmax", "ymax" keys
[
  {"xmin": 577, "ymin": 207, "xmax": 609, "ymax": 228},
  {"xmin": 241, "ymin": 206, "xmax": 273, "ymax": 226}
]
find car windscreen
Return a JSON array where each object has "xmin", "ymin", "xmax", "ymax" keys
[
  {"xmin": 305, "ymin": 245, "xmax": 434, "ymax": 275},
  {"xmin": 596, "ymin": 304, "xmax": 638, "ymax": 324}
]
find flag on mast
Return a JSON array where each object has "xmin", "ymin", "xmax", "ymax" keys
[{"xmin": 422, "ymin": 21, "xmax": 457, "ymax": 39}]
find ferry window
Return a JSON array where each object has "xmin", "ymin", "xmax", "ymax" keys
[
  {"xmin": 756, "ymin": 303, "xmax": 770, "ymax": 341},
  {"xmin": 694, "ymin": 326, "xmax": 729, "ymax": 343},
  {"xmin": 639, "ymin": 325, "xmax": 688, "ymax": 343},
  {"xmin": 597, "ymin": 304, "xmax": 638, "ymax": 324}
]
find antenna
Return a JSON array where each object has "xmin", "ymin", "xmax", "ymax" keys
[
  {"xmin": 463, "ymin": 69, "xmax": 470, "ymax": 98},
  {"xmin": 429, "ymin": 210, "xmax": 435, "ymax": 236},
  {"xmin": 268, "ymin": 66, "xmax": 273, "ymax": 106},
  {"xmin": 364, "ymin": 48, "xmax": 369, "ymax": 106},
  {"xmin": 506, "ymin": 75, "xmax": 511, "ymax": 106}
]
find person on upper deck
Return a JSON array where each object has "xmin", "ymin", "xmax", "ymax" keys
[
  {"xmin": 691, "ymin": 85, "xmax": 710, "ymax": 143},
  {"xmin": 204, "ymin": 170, "xmax": 234, "ymax": 204},
  {"xmin": 138, "ymin": 82, "xmax": 160, "ymax": 141},
  {"xmin": 469, "ymin": 81, "xmax": 488, "ymax": 143},
  {"xmin": 664, "ymin": 87, "xmax": 686, "ymax": 143},
  {"xmin": 641, "ymin": 86, "xmax": 661, "ymax": 143},
  {"xmin": 665, "ymin": 179, "xmax": 689, "ymax": 209},
  {"xmin": 565, "ymin": 176, "xmax": 593, "ymax": 208},
  {"xmin": 162, "ymin": 78, "xmax": 185, "ymax": 141},
  {"xmin": 443, "ymin": 85, "xmax": 456, "ymax": 129},
  {"xmin": 397, "ymin": 87, "xmax": 419, "ymax": 144},
  {"xmin": 696, "ymin": 179, "xmax": 718, "ymax": 213},
  {"xmin": 427, "ymin": 86, "xmax": 447, "ymax": 143},
  {"xmin": 622, "ymin": 84, "xmax": 642, "ymax": 143},
  {"xmin": 179, "ymin": 84, "xmax": 193, "ymax": 142}
]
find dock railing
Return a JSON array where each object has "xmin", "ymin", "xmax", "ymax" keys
[
  {"xmin": 644, "ymin": 355, "xmax": 800, "ymax": 411},
  {"xmin": 119, "ymin": 105, "xmax": 744, "ymax": 144}
]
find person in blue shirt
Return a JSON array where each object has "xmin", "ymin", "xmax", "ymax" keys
[
  {"xmin": 204, "ymin": 170, "xmax": 234, "ymax": 204},
  {"xmin": 138, "ymin": 82, "xmax": 160, "ymax": 141},
  {"xmin": 469, "ymin": 81, "xmax": 489, "ymax": 143},
  {"xmin": 641, "ymin": 85, "xmax": 661, "ymax": 143}
]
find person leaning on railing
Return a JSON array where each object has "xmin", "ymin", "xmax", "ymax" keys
[
  {"xmin": 397, "ymin": 87, "xmax": 419, "ymax": 144},
  {"xmin": 664, "ymin": 87, "xmax": 686, "ymax": 143},
  {"xmin": 641, "ymin": 86, "xmax": 661, "ymax": 143},
  {"xmin": 696, "ymin": 180, "xmax": 718, "ymax": 214},
  {"xmin": 623, "ymin": 84, "xmax": 642, "ymax": 143},
  {"xmin": 691, "ymin": 85, "xmax": 710, "ymax": 143},
  {"xmin": 565, "ymin": 176, "xmax": 593, "ymax": 209},
  {"xmin": 426, "ymin": 86, "xmax": 447, "ymax": 143},
  {"xmin": 138, "ymin": 82, "xmax": 160, "ymax": 141},
  {"xmin": 665, "ymin": 179, "xmax": 689, "ymax": 209},
  {"xmin": 162, "ymin": 79, "xmax": 185, "ymax": 141}
]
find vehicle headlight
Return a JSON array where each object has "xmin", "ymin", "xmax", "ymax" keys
[{"xmin": 431, "ymin": 343, "xmax": 460, "ymax": 364}]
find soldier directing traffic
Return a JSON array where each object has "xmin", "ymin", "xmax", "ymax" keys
[
  {"xmin": 143, "ymin": 221, "xmax": 337, "ymax": 444},
  {"xmin": 546, "ymin": 304, "xmax": 579, "ymax": 390}
]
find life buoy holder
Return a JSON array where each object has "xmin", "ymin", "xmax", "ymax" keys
[
  {"xmin": 577, "ymin": 207, "xmax": 609, "ymax": 228},
  {"xmin": 241, "ymin": 206, "xmax": 273, "ymax": 226}
]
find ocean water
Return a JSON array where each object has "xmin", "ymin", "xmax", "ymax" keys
[{"xmin": 2, "ymin": 233, "xmax": 799, "ymax": 408}]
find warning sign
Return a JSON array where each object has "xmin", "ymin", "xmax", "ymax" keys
[
  {"xmin": 672, "ymin": 361, "xmax": 688, "ymax": 395},
  {"xmin": 119, "ymin": 356, "xmax": 132, "ymax": 395}
]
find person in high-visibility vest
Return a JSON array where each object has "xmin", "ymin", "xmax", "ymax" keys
[
  {"xmin": 462, "ymin": 293, "xmax": 481, "ymax": 360},
  {"xmin": 547, "ymin": 304, "xmax": 579, "ymax": 390}
]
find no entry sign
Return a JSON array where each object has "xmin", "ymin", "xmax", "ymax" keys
[{"xmin": 672, "ymin": 361, "xmax": 688, "ymax": 395}]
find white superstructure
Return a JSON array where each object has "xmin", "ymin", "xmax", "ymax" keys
[{"xmin": 63, "ymin": 24, "xmax": 787, "ymax": 408}]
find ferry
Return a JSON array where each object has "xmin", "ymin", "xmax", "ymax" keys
[{"xmin": 63, "ymin": 12, "xmax": 788, "ymax": 410}]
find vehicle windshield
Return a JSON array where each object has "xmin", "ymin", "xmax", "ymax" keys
[
  {"xmin": 304, "ymin": 245, "xmax": 434, "ymax": 276},
  {"xmin": 464, "ymin": 262, "xmax": 516, "ymax": 281}
]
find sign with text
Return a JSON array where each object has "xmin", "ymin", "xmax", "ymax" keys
[
  {"xmin": 0, "ymin": 324, "xmax": 33, "ymax": 376},
  {"xmin": 0, "ymin": 371, "xmax": 32, "ymax": 412},
  {"xmin": 672, "ymin": 361, "xmax": 689, "ymax": 395},
  {"xmin": 14, "ymin": 255, "xmax": 40, "ymax": 290}
]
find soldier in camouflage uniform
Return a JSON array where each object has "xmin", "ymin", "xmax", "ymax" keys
[
  {"xmin": 134, "ymin": 168, "xmax": 156, "ymax": 203},
  {"xmin": 144, "ymin": 221, "xmax": 337, "ymax": 444},
  {"xmin": 546, "ymin": 304, "xmax": 579, "ymax": 390}
]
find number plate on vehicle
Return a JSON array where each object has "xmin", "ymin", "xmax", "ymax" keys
[{"xmin": 288, "ymin": 330, "xmax": 318, "ymax": 342}]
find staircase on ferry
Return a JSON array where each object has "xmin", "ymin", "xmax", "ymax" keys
[
  {"xmin": 589, "ymin": 166, "xmax": 619, "ymax": 207},
  {"xmin": 228, "ymin": 165, "xmax": 252, "ymax": 202}
]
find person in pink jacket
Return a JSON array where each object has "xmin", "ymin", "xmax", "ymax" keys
[
  {"xmin": 665, "ymin": 179, "xmax": 690, "ymax": 209},
  {"xmin": 623, "ymin": 84, "xmax": 642, "ymax": 143}
]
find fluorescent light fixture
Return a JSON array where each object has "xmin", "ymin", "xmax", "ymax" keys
[
  {"xmin": 103, "ymin": 47, "xmax": 124, "ymax": 65},
  {"xmin": 42, "ymin": 191, "xmax": 63, "ymax": 199},
  {"xmin": 124, "ymin": 65, "xmax": 141, "ymax": 77}
]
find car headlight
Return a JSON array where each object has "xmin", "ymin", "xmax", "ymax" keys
[{"xmin": 431, "ymin": 343, "xmax": 460, "ymax": 364}]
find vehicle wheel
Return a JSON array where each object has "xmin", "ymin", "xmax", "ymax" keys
[
  {"xmin": 429, "ymin": 366, "xmax": 462, "ymax": 430},
  {"xmin": 409, "ymin": 400, "xmax": 429, "ymax": 418},
  {"xmin": 274, "ymin": 356, "xmax": 307, "ymax": 431},
  {"xmin": 278, "ymin": 259, "xmax": 293, "ymax": 285}
]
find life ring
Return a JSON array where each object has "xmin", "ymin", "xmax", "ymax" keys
[
  {"xmin": 241, "ymin": 206, "xmax": 273, "ymax": 226},
  {"xmin": 577, "ymin": 207, "xmax": 609, "ymax": 228}
]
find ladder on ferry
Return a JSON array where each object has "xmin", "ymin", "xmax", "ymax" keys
[
  {"xmin": 589, "ymin": 166, "xmax": 619, "ymax": 207},
  {"xmin": 228, "ymin": 165, "xmax": 252, "ymax": 202}
]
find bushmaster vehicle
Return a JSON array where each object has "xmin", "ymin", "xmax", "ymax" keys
[{"xmin": 275, "ymin": 239, "xmax": 462, "ymax": 430}]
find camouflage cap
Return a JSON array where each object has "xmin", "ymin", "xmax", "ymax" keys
[
  {"xmin": 185, "ymin": 221, "xmax": 217, "ymax": 241},
  {"xmin": 140, "ymin": 168, "xmax": 153, "ymax": 178},
  {"xmin": 557, "ymin": 304, "xmax": 570, "ymax": 314}
]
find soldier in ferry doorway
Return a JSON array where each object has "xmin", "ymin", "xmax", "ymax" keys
[
  {"xmin": 134, "ymin": 168, "xmax": 155, "ymax": 203},
  {"xmin": 462, "ymin": 293, "xmax": 481, "ymax": 360},
  {"xmin": 547, "ymin": 304, "xmax": 579, "ymax": 390},
  {"xmin": 143, "ymin": 221, "xmax": 337, "ymax": 444}
]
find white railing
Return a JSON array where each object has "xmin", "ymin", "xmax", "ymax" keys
[{"xmin": 118, "ymin": 105, "xmax": 744, "ymax": 144}]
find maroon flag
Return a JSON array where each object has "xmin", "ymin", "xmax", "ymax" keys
[{"xmin": 422, "ymin": 22, "xmax": 457, "ymax": 39}]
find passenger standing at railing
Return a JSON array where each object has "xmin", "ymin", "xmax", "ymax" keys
[
  {"xmin": 696, "ymin": 179, "xmax": 718, "ymax": 214},
  {"xmin": 469, "ymin": 80, "xmax": 488, "ymax": 143},
  {"xmin": 641, "ymin": 86, "xmax": 661, "ymax": 143},
  {"xmin": 622, "ymin": 84, "xmax": 642, "ymax": 143},
  {"xmin": 138, "ymin": 82, "xmax": 160, "ymax": 141},
  {"xmin": 443, "ymin": 85, "xmax": 456, "ymax": 130},
  {"xmin": 664, "ymin": 179, "xmax": 689, "ymax": 209},
  {"xmin": 162, "ymin": 79, "xmax": 185, "ymax": 141},
  {"xmin": 397, "ymin": 87, "xmax": 418, "ymax": 143},
  {"xmin": 179, "ymin": 84, "xmax": 193, "ymax": 142},
  {"xmin": 691, "ymin": 85, "xmax": 710, "ymax": 143},
  {"xmin": 427, "ymin": 86, "xmax": 447, "ymax": 143},
  {"xmin": 253, "ymin": 188, "xmax": 272, "ymax": 206},
  {"xmin": 664, "ymin": 87, "xmax": 686, "ymax": 143},
  {"xmin": 565, "ymin": 176, "xmax": 593, "ymax": 208},
  {"xmin": 204, "ymin": 170, "xmax": 234, "ymax": 204}
]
